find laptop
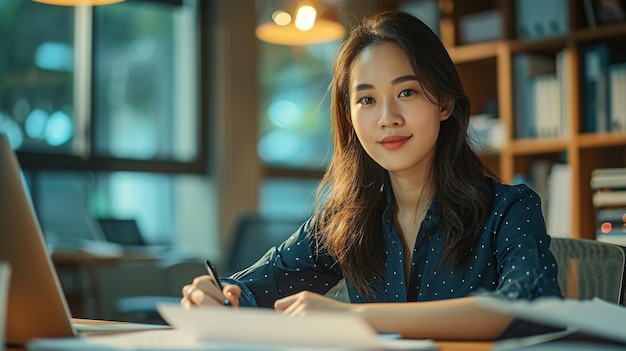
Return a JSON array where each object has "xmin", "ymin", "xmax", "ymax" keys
[
  {"xmin": 95, "ymin": 217, "xmax": 171, "ymax": 256},
  {"xmin": 96, "ymin": 217, "xmax": 147, "ymax": 247},
  {"xmin": 0, "ymin": 134, "xmax": 167, "ymax": 346}
]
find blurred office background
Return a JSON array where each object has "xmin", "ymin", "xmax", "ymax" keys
[
  {"xmin": 5, "ymin": 0, "xmax": 624, "ymax": 323},
  {"xmin": 0, "ymin": 0, "xmax": 440, "ymax": 256},
  {"xmin": 0, "ymin": 0, "xmax": 440, "ymax": 321}
]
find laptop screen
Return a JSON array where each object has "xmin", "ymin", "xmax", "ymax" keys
[
  {"xmin": 0, "ymin": 134, "xmax": 76, "ymax": 345},
  {"xmin": 96, "ymin": 218, "xmax": 146, "ymax": 246}
]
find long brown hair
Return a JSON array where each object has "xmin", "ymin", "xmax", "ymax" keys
[{"xmin": 312, "ymin": 10, "xmax": 496, "ymax": 298}]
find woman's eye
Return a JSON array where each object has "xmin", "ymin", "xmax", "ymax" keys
[
  {"xmin": 399, "ymin": 89, "xmax": 415, "ymax": 97},
  {"xmin": 358, "ymin": 96, "xmax": 374, "ymax": 105}
]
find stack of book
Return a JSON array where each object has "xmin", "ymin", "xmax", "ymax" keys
[{"xmin": 591, "ymin": 167, "xmax": 626, "ymax": 245}]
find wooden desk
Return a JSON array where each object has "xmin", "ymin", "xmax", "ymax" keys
[
  {"xmin": 435, "ymin": 341, "xmax": 492, "ymax": 350},
  {"xmin": 7, "ymin": 340, "xmax": 493, "ymax": 351},
  {"xmin": 77, "ymin": 319, "xmax": 493, "ymax": 350},
  {"xmin": 2, "ymin": 318, "xmax": 495, "ymax": 351},
  {"xmin": 7, "ymin": 344, "xmax": 493, "ymax": 351}
]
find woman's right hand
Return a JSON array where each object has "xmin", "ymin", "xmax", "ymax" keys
[{"xmin": 180, "ymin": 275, "xmax": 241, "ymax": 309}]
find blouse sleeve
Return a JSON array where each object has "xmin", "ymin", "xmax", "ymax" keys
[
  {"xmin": 220, "ymin": 218, "xmax": 343, "ymax": 308},
  {"xmin": 488, "ymin": 185, "xmax": 562, "ymax": 300}
]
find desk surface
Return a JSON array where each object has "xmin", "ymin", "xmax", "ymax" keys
[
  {"xmin": 7, "ymin": 341, "xmax": 493, "ymax": 351},
  {"xmin": 435, "ymin": 341, "xmax": 492, "ymax": 350},
  {"xmin": 5, "ymin": 318, "xmax": 494, "ymax": 351}
]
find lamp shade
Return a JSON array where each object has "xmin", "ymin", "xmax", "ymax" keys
[
  {"xmin": 256, "ymin": 0, "xmax": 346, "ymax": 46},
  {"xmin": 33, "ymin": 0, "xmax": 124, "ymax": 5}
]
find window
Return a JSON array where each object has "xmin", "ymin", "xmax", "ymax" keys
[
  {"xmin": 0, "ymin": 0, "xmax": 208, "ymax": 251},
  {"xmin": 257, "ymin": 42, "xmax": 334, "ymax": 170},
  {"xmin": 257, "ymin": 41, "xmax": 336, "ymax": 216},
  {"xmin": 0, "ymin": 0, "xmax": 201, "ymax": 168},
  {"xmin": 0, "ymin": 2, "xmax": 75, "ymax": 153},
  {"xmin": 92, "ymin": 1, "xmax": 198, "ymax": 162}
]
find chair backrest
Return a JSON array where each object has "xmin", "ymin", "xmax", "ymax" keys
[
  {"xmin": 549, "ymin": 237, "xmax": 626, "ymax": 305},
  {"xmin": 160, "ymin": 258, "xmax": 207, "ymax": 297},
  {"xmin": 224, "ymin": 213, "xmax": 306, "ymax": 276}
]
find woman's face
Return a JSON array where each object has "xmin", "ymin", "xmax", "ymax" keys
[{"xmin": 348, "ymin": 41, "xmax": 450, "ymax": 178}]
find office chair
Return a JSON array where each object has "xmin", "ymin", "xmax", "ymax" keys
[
  {"xmin": 549, "ymin": 237, "xmax": 626, "ymax": 305},
  {"xmin": 223, "ymin": 213, "xmax": 350, "ymax": 302},
  {"xmin": 223, "ymin": 213, "xmax": 306, "ymax": 276}
]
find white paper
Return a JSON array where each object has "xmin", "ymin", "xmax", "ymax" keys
[
  {"xmin": 478, "ymin": 296, "xmax": 626, "ymax": 344},
  {"xmin": 157, "ymin": 303, "xmax": 383, "ymax": 350},
  {"xmin": 28, "ymin": 303, "xmax": 438, "ymax": 351},
  {"xmin": 28, "ymin": 329, "xmax": 437, "ymax": 351},
  {"xmin": 0, "ymin": 261, "xmax": 10, "ymax": 348}
]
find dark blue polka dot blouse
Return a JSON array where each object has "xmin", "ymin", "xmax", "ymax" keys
[{"xmin": 222, "ymin": 179, "xmax": 562, "ymax": 307}]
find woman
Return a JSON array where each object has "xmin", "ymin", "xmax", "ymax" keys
[{"xmin": 181, "ymin": 10, "xmax": 562, "ymax": 340}]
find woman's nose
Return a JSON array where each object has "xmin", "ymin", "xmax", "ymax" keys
[{"xmin": 377, "ymin": 100, "xmax": 403, "ymax": 127}]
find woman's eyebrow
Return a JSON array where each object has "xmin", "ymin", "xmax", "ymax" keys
[
  {"xmin": 354, "ymin": 83, "xmax": 374, "ymax": 92},
  {"xmin": 391, "ymin": 74, "xmax": 419, "ymax": 85},
  {"xmin": 354, "ymin": 74, "xmax": 419, "ymax": 92}
]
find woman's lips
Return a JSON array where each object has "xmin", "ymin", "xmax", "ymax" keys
[{"xmin": 379, "ymin": 135, "xmax": 411, "ymax": 150}]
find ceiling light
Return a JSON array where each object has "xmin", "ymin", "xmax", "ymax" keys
[
  {"xmin": 256, "ymin": 0, "xmax": 345, "ymax": 46},
  {"xmin": 33, "ymin": 0, "xmax": 124, "ymax": 6}
]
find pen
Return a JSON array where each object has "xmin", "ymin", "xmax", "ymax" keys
[{"xmin": 204, "ymin": 259, "xmax": 232, "ymax": 307}]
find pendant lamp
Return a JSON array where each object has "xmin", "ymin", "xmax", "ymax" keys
[
  {"xmin": 256, "ymin": 0, "xmax": 346, "ymax": 46},
  {"xmin": 33, "ymin": 0, "xmax": 124, "ymax": 6}
]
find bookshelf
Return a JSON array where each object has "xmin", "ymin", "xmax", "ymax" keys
[{"xmin": 437, "ymin": 0, "xmax": 626, "ymax": 239}]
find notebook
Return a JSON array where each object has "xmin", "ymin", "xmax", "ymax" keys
[{"xmin": 0, "ymin": 134, "xmax": 166, "ymax": 346}]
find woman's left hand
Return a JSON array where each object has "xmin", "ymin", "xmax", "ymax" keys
[{"xmin": 273, "ymin": 291, "xmax": 352, "ymax": 316}]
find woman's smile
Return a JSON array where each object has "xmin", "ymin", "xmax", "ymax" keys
[{"xmin": 379, "ymin": 135, "xmax": 411, "ymax": 150}]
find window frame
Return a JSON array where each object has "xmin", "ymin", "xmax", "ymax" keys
[{"xmin": 15, "ymin": 0, "xmax": 209, "ymax": 175}]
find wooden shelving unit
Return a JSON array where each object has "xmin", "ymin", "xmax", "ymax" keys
[{"xmin": 439, "ymin": 0, "xmax": 626, "ymax": 239}]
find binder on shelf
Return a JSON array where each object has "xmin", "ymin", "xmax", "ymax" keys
[
  {"xmin": 609, "ymin": 62, "xmax": 626, "ymax": 131},
  {"xmin": 583, "ymin": 0, "xmax": 598, "ymax": 27},
  {"xmin": 513, "ymin": 53, "xmax": 556, "ymax": 139},
  {"xmin": 533, "ymin": 75, "xmax": 558, "ymax": 137},
  {"xmin": 556, "ymin": 49, "xmax": 569, "ymax": 137},
  {"xmin": 582, "ymin": 44, "xmax": 626, "ymax": 133},
  {"xmin": 547, "ymin": 164, "xmax": 571, "ymax": 238},
  {"xmin": 582, "ymin": 43, "xmax": 610, "ymax": 133}
]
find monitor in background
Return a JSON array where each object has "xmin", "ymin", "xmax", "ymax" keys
[{"xmin": 96, "ymin": 218, "xmax": 146, "ymax": 247}]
